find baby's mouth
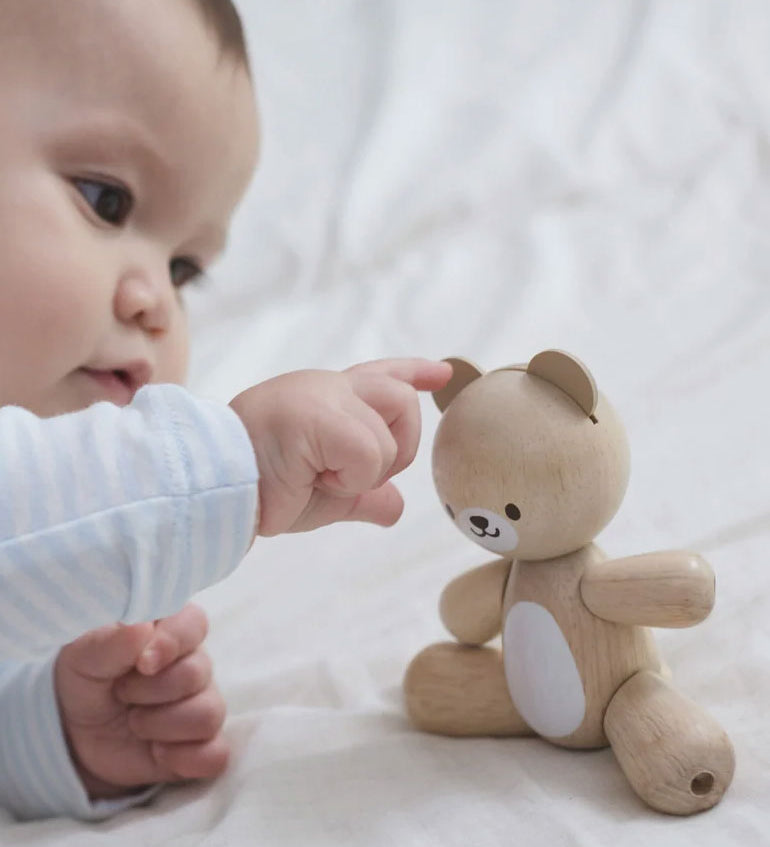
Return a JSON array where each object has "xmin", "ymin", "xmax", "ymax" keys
[{"xmin": 79, "ymin": 367, "xmax": 141, "ymax": 405}]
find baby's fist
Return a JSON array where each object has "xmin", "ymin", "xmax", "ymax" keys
[
  {"xmin": 55, "ymin": 605, "xmax": 228, "ymax": 800},
  {"xmin": 230, "ymin": 358, "xmax": 452, "ymax": 536}
]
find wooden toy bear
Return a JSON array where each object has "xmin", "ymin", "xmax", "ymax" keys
[{"xmin": 404, "ymin": 350, "xmax": 735, "ymax": 815}]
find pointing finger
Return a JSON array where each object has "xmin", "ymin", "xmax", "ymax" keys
[
  {"xmin": 347, "ymin": 373, "xmax": 421, "ymax": 482},
  {"xmin": 346, "ymin": 358, "xmax": 452, "ymax": 392}
]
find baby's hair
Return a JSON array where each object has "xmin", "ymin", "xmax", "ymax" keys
[{"xmin": 190, "ymin": 0, "xmax": 250, "ymax": 71}]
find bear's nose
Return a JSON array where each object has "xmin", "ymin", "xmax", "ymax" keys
[{"xmin": 470, "ymin": 515, "xmax": 489, "ymax": 530}]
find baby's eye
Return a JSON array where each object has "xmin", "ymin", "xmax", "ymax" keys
[
  {"xmin": 73, "ymin": 178, "xmax": 133, "ymax": 226},
  {"xmin": 170, "ymin": 257, "xmax": 203, "ymax": 288}
]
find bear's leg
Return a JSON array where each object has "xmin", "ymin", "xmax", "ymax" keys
[
  {"xmin": 404, "ymin": 642, "xmax": 533, "ymax": 736},
  {"xmin": 604, "ymin": 670, "xmax": 735, "ymax": 815}
]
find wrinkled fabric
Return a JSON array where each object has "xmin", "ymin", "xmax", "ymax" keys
[{"xmin": 5, "ymin": 0, "xmax": 766, "ymax": 842}]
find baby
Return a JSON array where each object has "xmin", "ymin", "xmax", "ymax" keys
[{"xmin": 0, "ymin": 0, "xmax": 451, "ymax": 821}]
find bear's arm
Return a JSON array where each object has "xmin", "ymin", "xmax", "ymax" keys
[
  {"xmin": 439, "ymin": 558, "xmax": 512, "ymax": 644},
  {"xmin": 580, "ymin": 551, "xmax": 715, "ymax": 628}
]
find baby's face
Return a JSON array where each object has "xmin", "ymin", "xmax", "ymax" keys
[{"xmin": 0, "ymin": 0, "xmax": 259, "ymax": 416}]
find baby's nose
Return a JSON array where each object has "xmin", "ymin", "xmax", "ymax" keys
[
  {"xmin": 470, "ymin": 515, "xmax": 489, "ymax": 530},
  {"xmin": 114, "ymin": 271, "xmax": 173, "ymax": 335}
]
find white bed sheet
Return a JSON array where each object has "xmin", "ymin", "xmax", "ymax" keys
[{"xmin": 5, "ymin": 1, "xmax": 769, "ymax": 843}]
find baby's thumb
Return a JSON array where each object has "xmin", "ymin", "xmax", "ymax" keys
[
  {"xmin": 343, "ymin": 481, "xmax": 405, "ymax": 527},
  {"xmin": 58, "ymin": 622, "xmax": 155, "ymax": 681}
]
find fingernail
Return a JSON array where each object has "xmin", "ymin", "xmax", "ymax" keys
[{"xmin": 140, "ymin": 647, "xmax": 160, "ymax": 675}]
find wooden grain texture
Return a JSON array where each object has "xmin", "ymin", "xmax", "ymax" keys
[
  {"xmin": 526, "ymin": 349, "xmax": 599, "ymax": 417},
  {"xmin": 581, "ymin": 551, "xmax": 715, "ymax": 627},
  {"xmin": 404, "ymin": 642, "xmax": 533, "ymax": 737},
  {"xmin": 432, "ymin": 357, "xmax": 484, "ymax": 412},
  {"xmin": 604, "ymin": 670, "xmax": 735, "ymax": 815},
  {"xmin": 501, "ymin": 544, "xmax": 662, "ymax": 749},
  {"xmin": 406, "ymin": 350, "xmax": 734, "ymax": 815},
  {"xmin": 431, "ymin": 368, "xmax": 631, "ymax": 562},
  {"xmin": 439, "ymin": 558, "xmax": 511, "ymax": 645}
]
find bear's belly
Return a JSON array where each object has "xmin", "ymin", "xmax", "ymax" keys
[{"xmin": 502, "ymin": 601, "xmax": 585, "ymax": 738}]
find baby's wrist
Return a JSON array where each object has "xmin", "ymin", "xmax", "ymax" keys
[
  {"xmin": 76, "ymin": 765, "xmax": 148, "ymax": 802},
  {"xmin": 62, "ymin": 722, "xmax": 151, "ymax": 801},
  {"xmin": 64, "ymin": 727, "xmax": 136, "ymax": 800},
  {"xmin": 228, "ymin": 392, "xmax": 263, "ymax": 541}
]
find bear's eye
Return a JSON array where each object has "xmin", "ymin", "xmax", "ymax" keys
[
  {"xmin": 505, "ymin": 503, "xmax": 521, "ymax": 521},
  {"xmin": 445, "ymin": 504, "xmax": 455, "ymax": 520}
]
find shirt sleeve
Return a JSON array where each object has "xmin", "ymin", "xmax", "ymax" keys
[
  {"xmin": 0, "ymin": 383, "xmax": 258, "ymax": 659},
  {"xmin": 0, "ymin": 384, "xmax": 258, "ymax": 821},
  {"xmin": 0, "ymin": 657, "xmax": 161, "ymax": 822}
]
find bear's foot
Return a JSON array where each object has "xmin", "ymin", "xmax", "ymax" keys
[
  {"xmin": 604, "ymin": 670, "xmax": 735, "ymax": 815},
  {"xmin": 404, "ymin": 642, "xmax": 533, "ymax": 737}
]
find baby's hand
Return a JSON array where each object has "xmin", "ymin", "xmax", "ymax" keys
[
  {"xmin": 230, "ymin": 358, "xmax": 452, "ymax": 536},
  {"xmin": 54, "ymin": 605, "xmax": 228, "ymax": 800}
]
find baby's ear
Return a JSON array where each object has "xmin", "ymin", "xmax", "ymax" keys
[
  {"xmin": 527, "ymin": 349, "xmax": 598, "ymax": 417},
  {"xmin": 433, "ymin": 357, "xmax": 485, "ymax": 412}
]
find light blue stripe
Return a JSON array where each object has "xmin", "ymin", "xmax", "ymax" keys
[
  {"xmin": 112, "ymin": 419, "xmax": 144, "ymax": 504},
  {"xmin": 193, "ymin": 492, "xmax": 219, "ymax": 598},
  {"xmin": 0, "ymin": 412, "xmax": 15, "ymax": 538},
  {"xmin": 193, "ymin": 402, "xmax": 233, "ymax": 488},
  {"xmin": 26, "ymin": 660, "xmax": 82, "ymax": 815},
  {"xmin": 17, "ymin": 537, "xmax": 105, "ymax": 624},
  {"xmin": 0, "ymin": 542, "xmax": 102, "ymax": 653},
  {"xmin": 53, "ymin": 515, "xmax": 129, "ymax": 620},
  {"xmin": 0, "ymin": 386, "xmax": 259, "ymax": 819},
  {"xmin": 0, "ymin": 411, "xmax": 48, "ymax": 539},
  {"xmin": 0, "ymin": 555, "xmax": 75, "ymax": 653},
  {"xmin": 31, "ymin": 417, "xmax": 68, "ymax": 528},
  {"xmin": 84, "ymin": 409, "xmax": 126, "ymax": 510},
  {"xmin": 146, "ymin": 387, "xmax": 187, "ymax": 496},
  {"xmin": 2, "ymin": 665, "xmax": 56, "ymax": 817},
  {"xmin": 164, "ymin": 494, "xmax": 190, "ymax": 616},
  {"xmin": 211, "ymin": 493, "xmax": 238, "ymax": 584},
  {"xmin": 0, "ymin": 666, "xmax": 31, "ymax": 813}
]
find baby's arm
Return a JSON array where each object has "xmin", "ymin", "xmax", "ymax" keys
[
  {"xmin": 0, "ymin": 384, "xmax": 258, "ymax": 658},
  {"xmin": 580, "ymin": 551, "xmax": 715, "ymax": 627},
  {"xmin": 0, "ymin": 358, "xmax": 449, "ymax": 820},
  {"xmin": 0, "ymin": 385, "xmax": 256, "ymax": 820},
  {"xmin": 0, "ymin": 656, "xmax": 159, "ymax": 821},
  {"xmin": 0, "ymin": 359, "xmax": 449, "ymax": 657}
]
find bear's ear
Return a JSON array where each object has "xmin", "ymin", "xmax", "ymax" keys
[
  {"xmin": 527, "ymin": 349, "xmax": 598, "ymax": 417},
  {"xmin": 433, "ymin": 357, "xmax": 485, "ymax": 412}
]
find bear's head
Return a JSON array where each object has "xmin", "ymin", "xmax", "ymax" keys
[{"xmin": 432, "ymin": 350, "xmax": 630, "ymax": 561}]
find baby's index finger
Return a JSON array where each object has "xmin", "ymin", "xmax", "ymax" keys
[{"xmin": 348, "ymin": 358, "xmax": 453, "ymax": 391}]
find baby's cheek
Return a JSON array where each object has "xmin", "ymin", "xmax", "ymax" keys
[
  {"xmin": 155, "ymin": 310, "xmax": 190, "ymax": 385},
  {"xmin": 0, "ymin": 179, "xmax": 108, "ymax": 377},
  {"xmin": 0, "ymin": 276, "xmax": 95, "ymax": 401}
]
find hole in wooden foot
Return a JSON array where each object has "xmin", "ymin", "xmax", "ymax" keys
[{"xmin": 690, "ymin": 772, "xmax": 714, "ymax": 796}]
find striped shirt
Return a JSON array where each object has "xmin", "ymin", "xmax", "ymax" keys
[{"xmin": 0, "ymin": 384, "xmax": 258, "ymax": 820}]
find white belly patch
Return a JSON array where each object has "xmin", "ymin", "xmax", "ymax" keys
[{"xmin": 502, "ymin": 601, "xmax": 585, "ymax": 738}]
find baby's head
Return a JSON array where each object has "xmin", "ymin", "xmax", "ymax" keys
[{"xmin": 0, "ymin": 0, "xmax": 259, "ymax": 416}]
